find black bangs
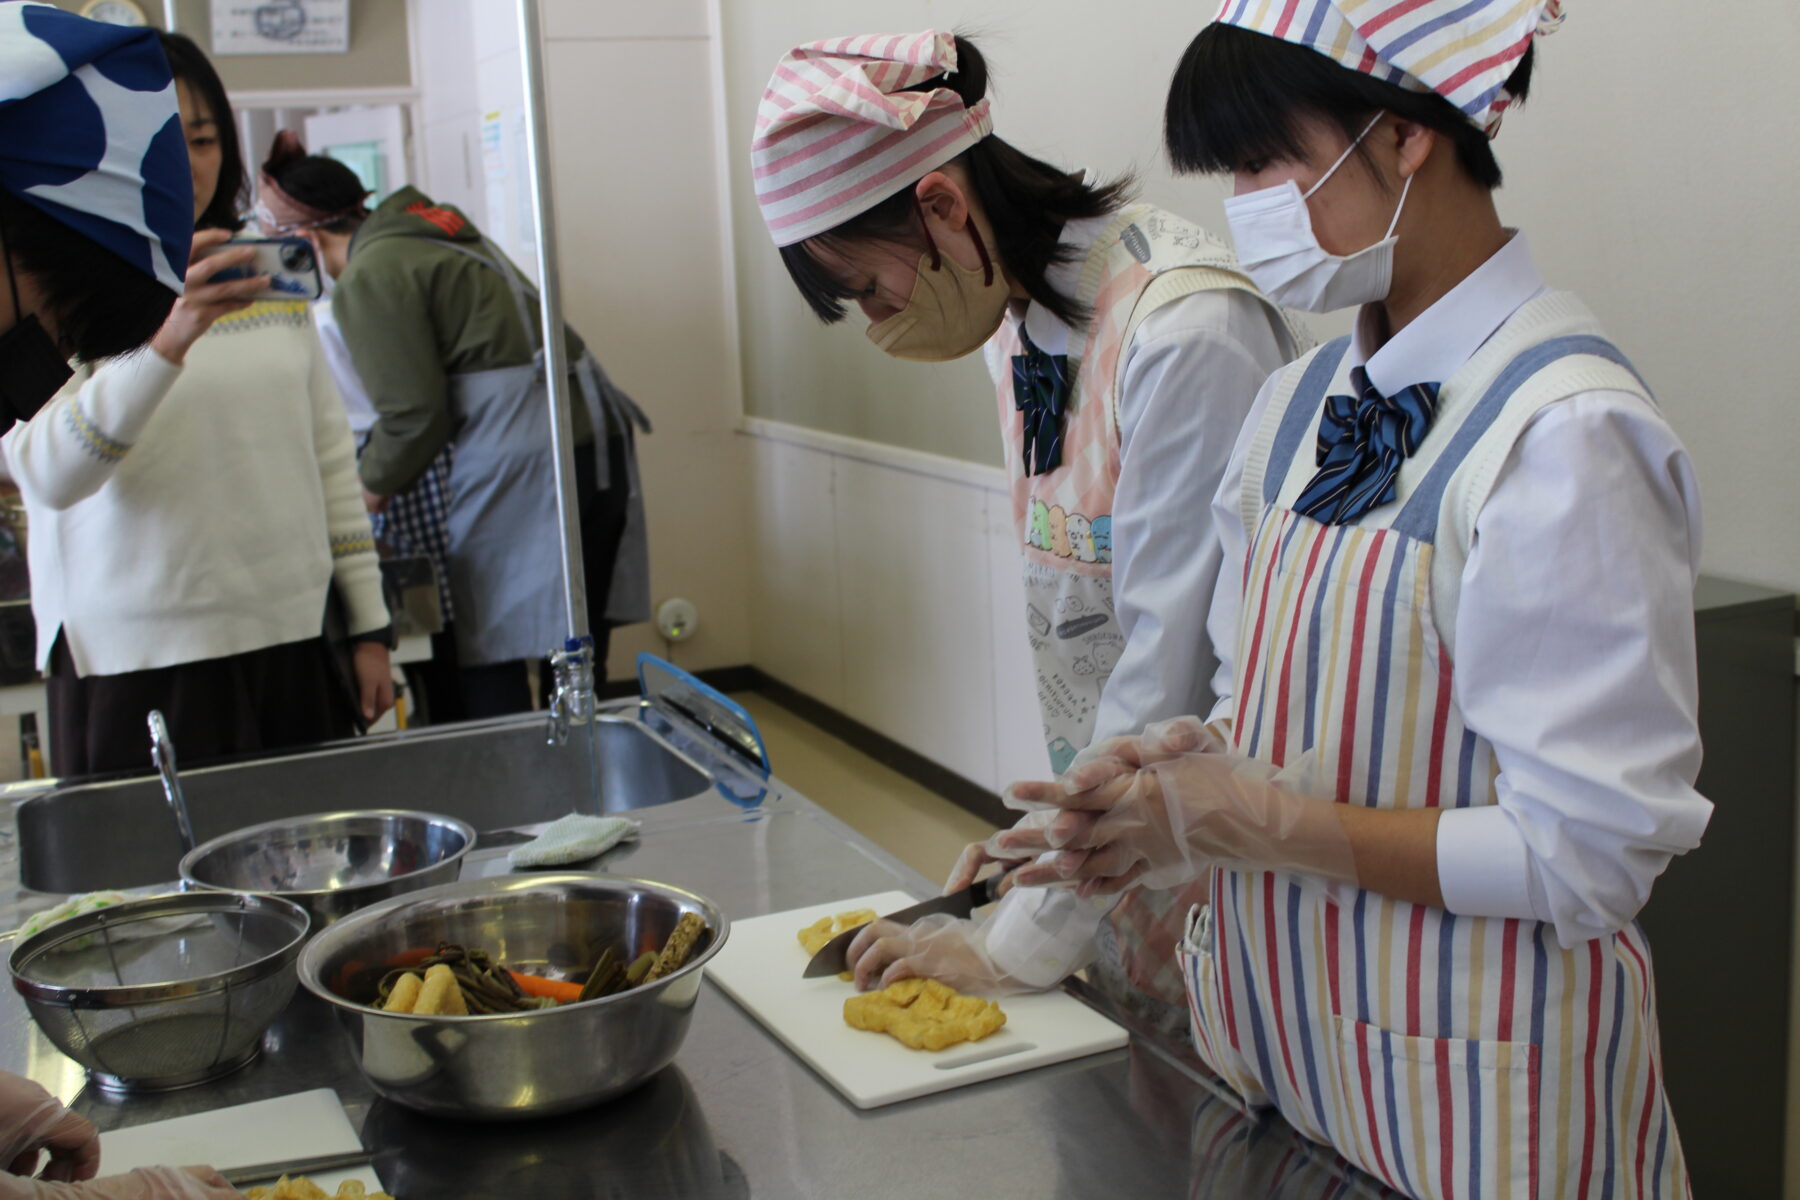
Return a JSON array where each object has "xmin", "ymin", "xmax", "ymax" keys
[
  {"xmin": 1165, "ymin": 24, "xmax": 1331, "ymax": 176},
  {"xmin": 1165, "ymin": 23, "xmax": 1528, "ymax": 190},
  {"xmin": 779, "ymin": 240, "xmax": 862, "ymax": 325},
  {"xmin": 776, "ymin": 186, "xmax": 919, "ymax": 325}
]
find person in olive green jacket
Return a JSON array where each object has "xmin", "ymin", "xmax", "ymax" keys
[{"xmin": 260, "ymin": 137, "xmax": 650, "ymax": 719}]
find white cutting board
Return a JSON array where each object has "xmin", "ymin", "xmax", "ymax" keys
[
  {"xmin": 100, "ymin": 1088, "xmax": 381, "ymax": 1193},
  {"xmin": 710, "ymin": 891, "xmax": 1127, "ymax": 1109}
]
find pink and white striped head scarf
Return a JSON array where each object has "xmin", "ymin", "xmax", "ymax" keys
[
  {"xmin": 752, "ymin": 30, "xmax": 993, "ymax": 247},
  {"xmin": 1214, "ymin": 0, "xmax": 1567, "ymax": 134}
]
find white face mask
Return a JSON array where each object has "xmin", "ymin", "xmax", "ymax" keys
[{"xmin": 1223, "ymin": 113, "xmax": 1412, "ymax": 313}]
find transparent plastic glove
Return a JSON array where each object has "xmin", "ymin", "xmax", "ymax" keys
[
  {"xmin": 941, "ymin": 809, "xmax": 1057, "ymax": 895},
  {"xmin": 0, "ymin": 1075, "xmax": 96, "ymax": 1183},
  {"xmin": 844, "ymin": 913, "xmax": 1038, "ymax": 995},
  {"xmin": 0, "ymin": 1165, "xmax": 239, "ymax": 1199},
  {"xmin": 1001, "ymin": 748, "xmax": 1356, "ymax": 895},
  {"xmin": 1056, "ymin": 716, "xmax": 1227, "ymax": 799}
]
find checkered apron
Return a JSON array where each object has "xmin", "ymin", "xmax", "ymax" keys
[{"xmin": 360, "ymin": 437, "xmax": 454, "ymax": 624}]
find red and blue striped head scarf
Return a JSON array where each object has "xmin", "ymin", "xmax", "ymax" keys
[{"xmin": 1212, "ymin": 0, "xmax": 1567, "ymax": 135}]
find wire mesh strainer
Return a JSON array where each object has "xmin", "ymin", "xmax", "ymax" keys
[{"xmin": 8, "ymin": 891, "xmax": 310, "ymax": 1093}]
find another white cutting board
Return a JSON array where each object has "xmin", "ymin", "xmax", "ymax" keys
[
  {"xmin": 710, "ymin": 891, "xmax": 1127, "ymax": 1109},
  {"xmin": 100, "ymin": 1088, "xmax": 381, "ymax": 1193}
]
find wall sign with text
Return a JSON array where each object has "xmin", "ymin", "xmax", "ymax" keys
[{"xmin": 210, "ymin": 0, "xmax": 351, "ymax": 55}]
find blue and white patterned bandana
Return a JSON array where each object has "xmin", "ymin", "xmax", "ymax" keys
[{"xmin": 0, "ymin": 2, "xmax": 191, "ymax": 292}]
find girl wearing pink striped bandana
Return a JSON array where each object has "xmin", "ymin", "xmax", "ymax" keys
[
  {"xmin": 753, "ymin": 31, "xmax": 1304, "ymax": 1041},
  {"xmin": 994, "ymin": 3, "xmax": 1706, "ymax": 1198}
]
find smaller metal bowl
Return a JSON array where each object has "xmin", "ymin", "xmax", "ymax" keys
[
  {"xmin": 180, "ymin": 810, "xmax": 474, "ymax": 931},
  {"xmin": 10, "ymin": 891, "xmax": 310, "ymax": 1093},
  {"xmin": 299, "ymin": 874, "xmax": 728, "ymax": 1120}
]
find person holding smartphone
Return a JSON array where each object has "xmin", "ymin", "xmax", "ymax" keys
[{"xmin": 3, "ymin": 31, "xmax": 393, "ymax": 775}]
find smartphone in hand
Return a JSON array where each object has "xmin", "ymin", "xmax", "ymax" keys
[{"xmin": 195, "ymin": 236, "xmax": 323, "ymax": 302}]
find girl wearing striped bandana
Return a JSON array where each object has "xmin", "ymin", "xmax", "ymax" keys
[
  {"xmin": 997, "ymin": 3, "xmax": 1706, "ymax": 1197},
  {"xmin": 754, "ymin": 31, "xmax": 1305, "ymax": 1037}
]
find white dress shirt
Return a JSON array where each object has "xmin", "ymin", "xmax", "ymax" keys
[
  {"xmin": 1205, "ymin": 233, "xmax": 1711, "ymax": 948},
  {"xmin": 983, "ymin": 212, "xmax": 1298, "ymax": 985}
]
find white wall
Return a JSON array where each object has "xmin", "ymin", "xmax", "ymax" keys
[
  {"xmin": 412, "ymin": 0, "xmax": 489, "ymax": 232},
  {"xmin": 745, "ymin": 420, "xmax": 1045, "ymax": 793}
]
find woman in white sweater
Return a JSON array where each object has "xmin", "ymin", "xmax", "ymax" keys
[{"xmin": 0, "ymin": 33, "xmax": 391, "ymax": 775}]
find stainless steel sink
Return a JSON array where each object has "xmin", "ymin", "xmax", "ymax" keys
[{"xmin": 14, "ymin": 713, "xmax": 713, "ymax": 894}]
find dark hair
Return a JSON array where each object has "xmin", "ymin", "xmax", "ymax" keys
[
  {"xmin": 157, "ymin": 32, "xmax": 246, "ymax": 231},
  {"xmin": 780, "ymin": 36, "xmax": 1133, "ymax": 329},
  {"xmin": 1164, "ymin": 24, "xmax": 1534, "ymax": 191},
  {"xmin": 262, "ymin": 136, "xmax": 369, "ymax": 234},
  {"xmin": 0, "ymin": 191, "xmax": 176, "ymax": 361}
]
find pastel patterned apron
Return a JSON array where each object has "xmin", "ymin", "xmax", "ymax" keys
[
  {"xmin": 1180, "ymin": 311, "xmax": 1690, "ymax": 1199},
  {"xmin": 990, "ymin": 205, "xmax": 1296, "ymax": 1013}
]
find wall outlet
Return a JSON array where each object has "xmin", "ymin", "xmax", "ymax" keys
[{"xmin": 656, "ymin": 597, "xmax": 698, "ymax": 642}]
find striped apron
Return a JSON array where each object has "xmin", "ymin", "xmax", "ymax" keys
[{"xmin": 1180, "ymin": 331, "xmax": 1690, "ymax": 1199}]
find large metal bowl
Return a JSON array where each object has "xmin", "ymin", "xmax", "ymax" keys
[
  {"xmin": 179, "ymin": 810, "xmax": 474, "ymax": 931},
  {"xmin": 297, "ymin": 873, "xmax": 729, "ymax": 1120},
  {"xmin": 10, "ymin": 891, "xmax": 310, "ymax": 1093}
]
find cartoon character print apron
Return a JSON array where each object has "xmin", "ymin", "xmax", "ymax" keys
[
  {"xmin": 991, "ymin": 205, "xmax": 1280, "ymax": 1012},
  {"xmin": 1179, "ymin": 295, "xmax": 1690, "ymax": 1199}
]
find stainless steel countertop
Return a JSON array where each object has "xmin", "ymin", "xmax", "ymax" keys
[{"xmin": 0, "ymin": 717, "xmax": 1395, "ymax": 1199}]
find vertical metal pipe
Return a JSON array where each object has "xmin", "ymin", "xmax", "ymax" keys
[
  {"xmin": 161, "ymin": 0, "xmax": 177, "ymax": 31},
  {"xmin": 515, "ymin": 0, "xmax": 589, "ymax": 643}
]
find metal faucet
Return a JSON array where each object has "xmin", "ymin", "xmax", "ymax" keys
[
  {"xmin": 546, "ymin": 635, "xmax": 596, "ymax": 746},
  {"xmin": 147, "ymin": 710, "xmax": 197, "ymax": 855},
  {"xmin": 517, "ymin": 0, "xmax": 599, "ymax": 759}
]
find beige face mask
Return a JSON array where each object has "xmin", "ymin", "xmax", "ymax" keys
[{"xmin": 866, "ymin": 210, "xmax": 1008, "ymax": 363}]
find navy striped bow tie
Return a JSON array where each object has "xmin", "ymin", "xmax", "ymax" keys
[
  {"xmin": 1293, "ymin": 367, "xmax": 1440, "ymax": 526},
  {"xmin": 1011, "ymin": 332, "xmax": 1072, "ymax": 477}
]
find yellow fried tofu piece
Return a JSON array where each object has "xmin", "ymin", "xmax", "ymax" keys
[
  {"xmin": 843, "ymin": 977, "xmax": 1006, "ymax": 1051},
  {"xmin": 798, "ymin": 908, "xmax": 877, "ymax": 981},
  {"xmin": 796, "ymin": 908, "xmax": 877, "ymax": 956},
  {"xmin": 414, "ymin": 962, "xmax": 467, "ymax": 1015},
  {"xmin": 381, "ymin": 971, "xmax": 423, "ymax": 1013}
]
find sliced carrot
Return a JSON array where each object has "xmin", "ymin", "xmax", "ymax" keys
[
  {"xmin": 508, "ymin": 970, "xmax": 584, "ymax": 1004},
  {"xmin": 388, "ymin": 947, "xmax": 439, "ymax": 969}
]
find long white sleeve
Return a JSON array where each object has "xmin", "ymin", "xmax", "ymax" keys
[
  {"xmin": 307, "ymin": 325, "xmax": 388, "ymax": 637},
  {"xmin": 1435, "ymin": 392, "xmax": 1711, "ymax": 947},
  {"xmin": 1, "ymin": 350, "xmax": 181, "ymax": 510},
  {"xmin": 1093, "ymin": 288, "xmax": 1293, "ymax": 742}
]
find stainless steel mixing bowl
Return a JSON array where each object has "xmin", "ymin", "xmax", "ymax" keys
[
  {"xmin": 298, "ymin": 873, "xmax": 729, "ymax": 1120},
  {"xmin": 180, "ymin": 809, "xmax": 474, "ymax": 931},
  {"xmin": 9, "ymin": 891, "xmax": 310, "ymax": 1093}
]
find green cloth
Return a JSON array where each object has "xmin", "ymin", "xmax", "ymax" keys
[{"xmin": 331, "ymin": 186, "xmax": 593, "ymax": 495}]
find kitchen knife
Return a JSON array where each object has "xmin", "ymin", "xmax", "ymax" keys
[
  {"xmin": 802, "ymin": 874, "xmax": 1003, "ymax": 979},
  {"xmin": 218, "ymin": 1149, "xmax": 375, "ymax": 1187}
]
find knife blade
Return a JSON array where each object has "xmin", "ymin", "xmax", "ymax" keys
[
  {"xmin": 802, "ymin": 874, "xmax": 1002, "ymax": 979},
  {"xmin": 218, "ymin": 1149, "xmax": 375, "ymax": 1187}
]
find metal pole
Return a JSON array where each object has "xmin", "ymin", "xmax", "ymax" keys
[
  {"xmin": 515, "ymin": 0, "xmax": 589, "ymax": 644},
  {"xmin": 161, "ymin": 0, "xmax": 177, "ymax": 30}
]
